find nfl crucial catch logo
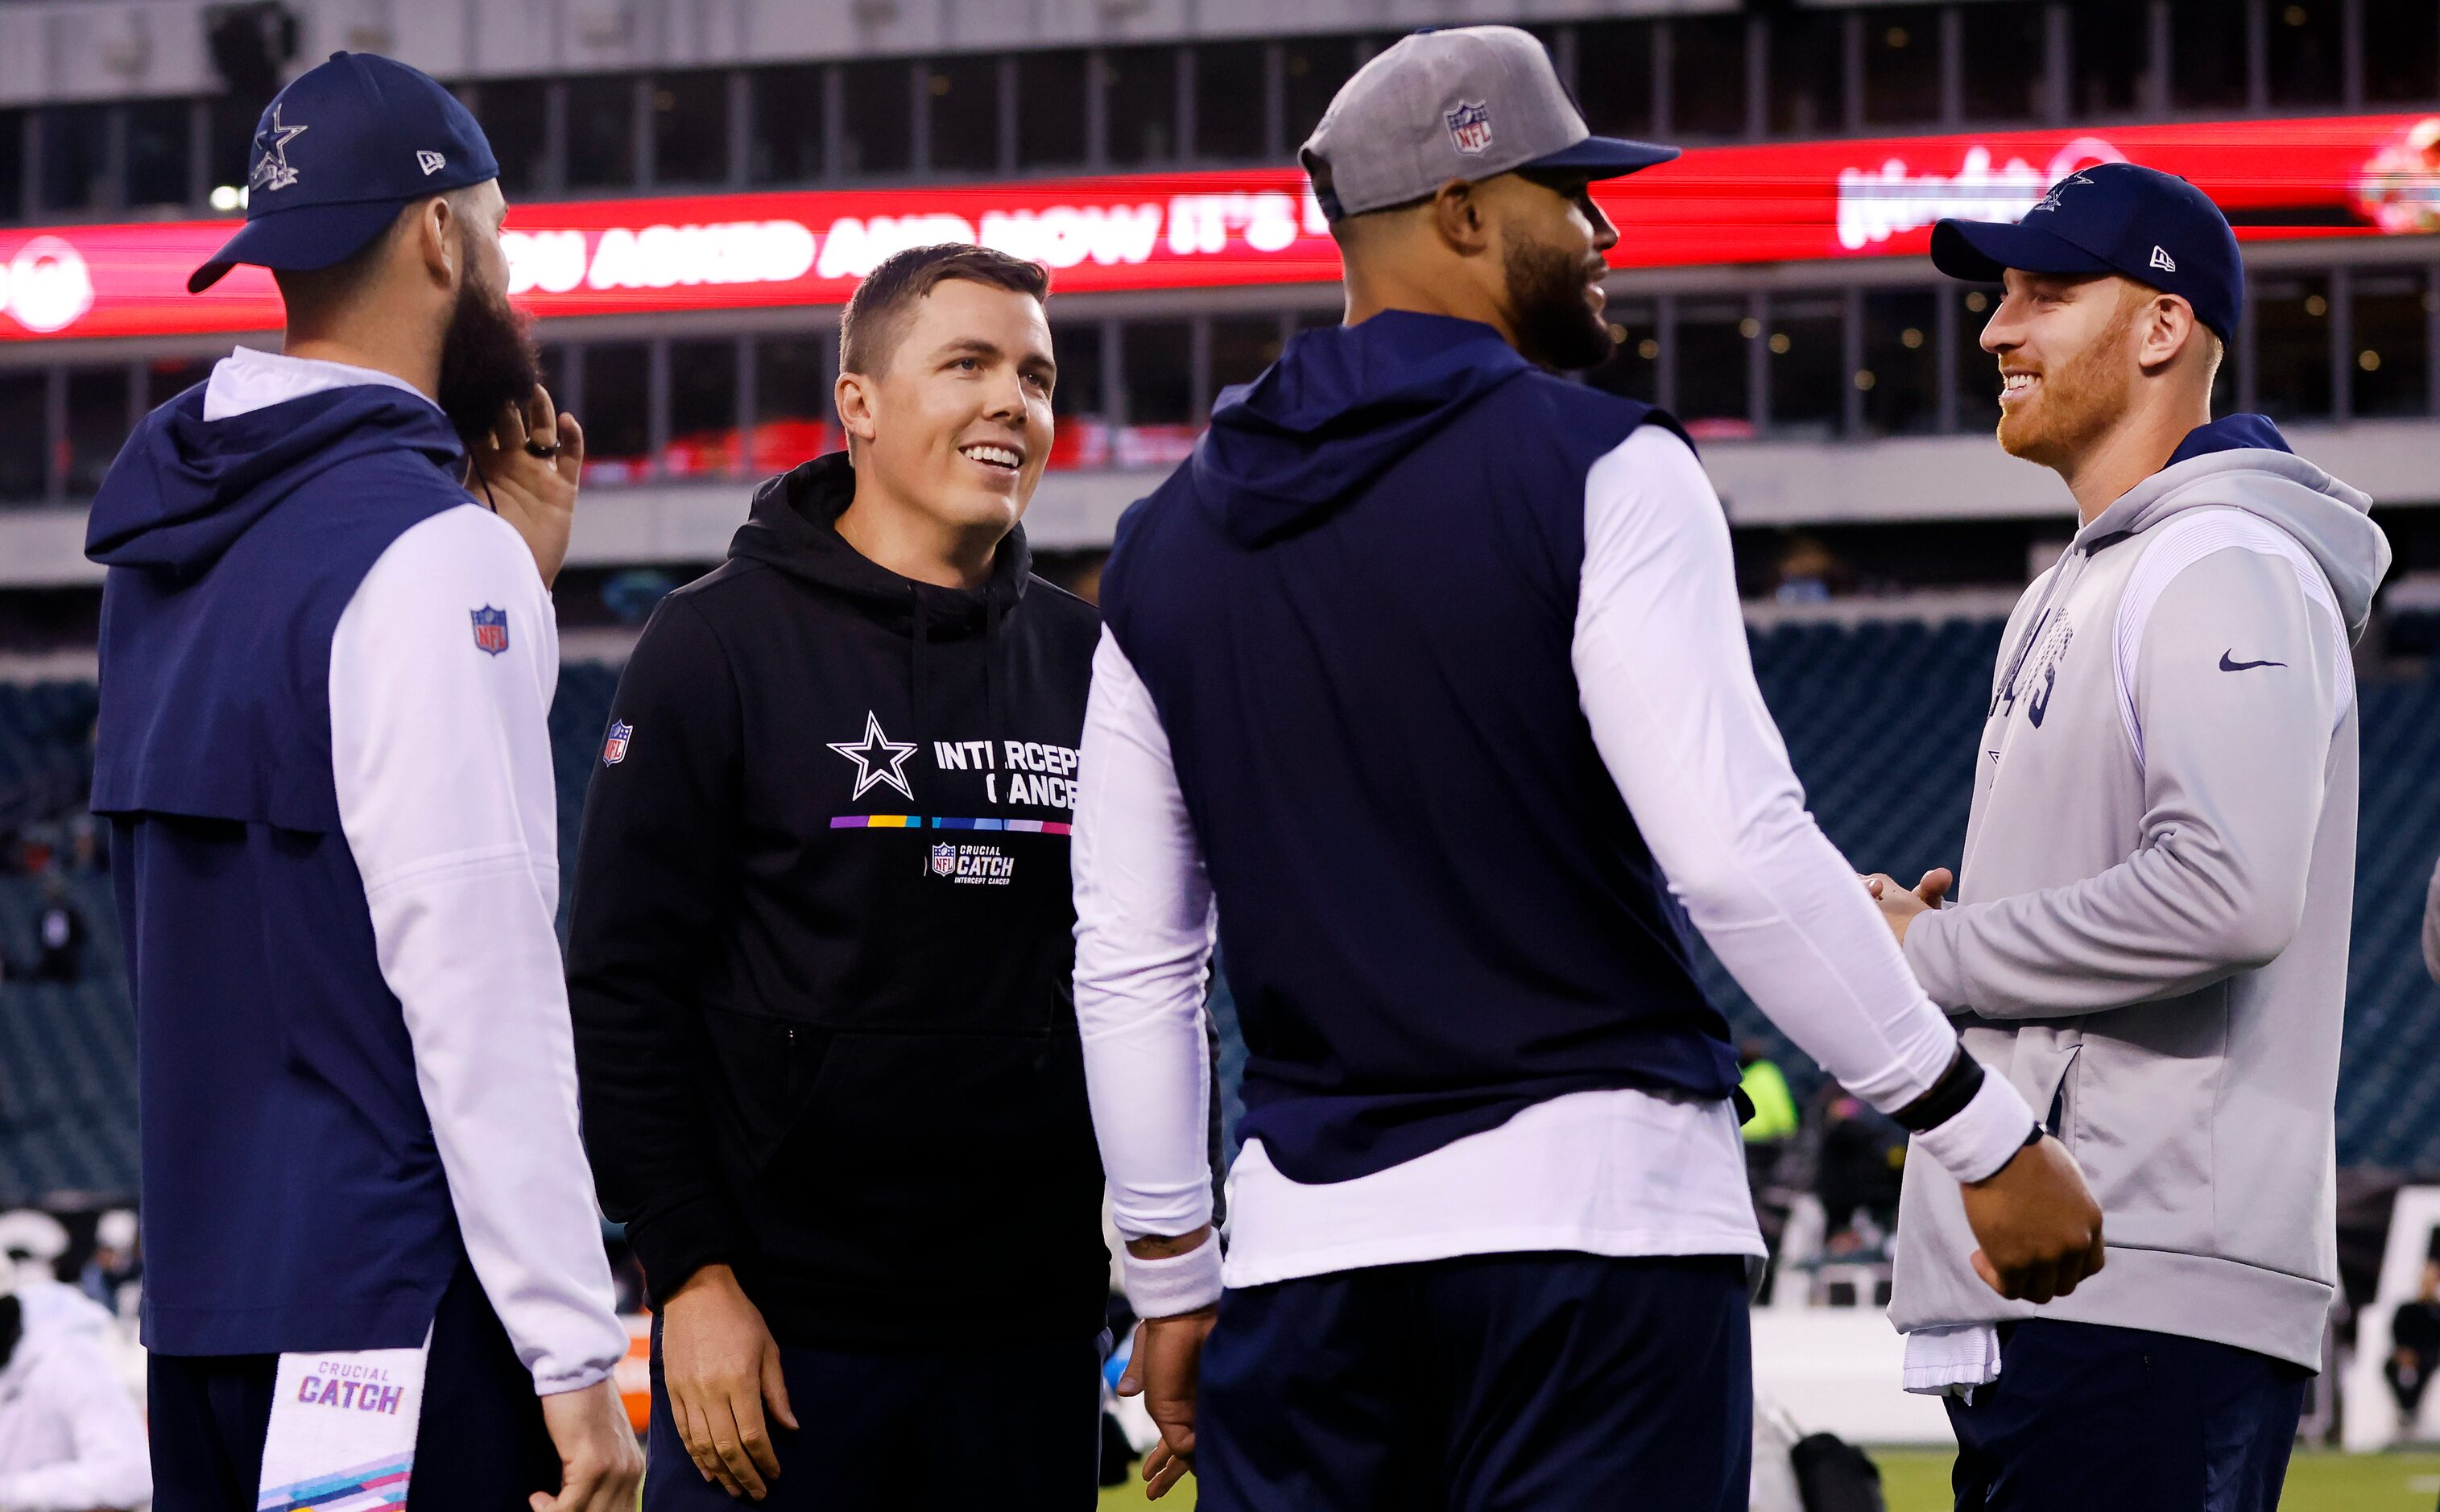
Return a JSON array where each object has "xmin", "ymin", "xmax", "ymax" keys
[
  {"xmin": 931, "ymin": 842, "xmax": 957, "ymax": 877},
  {"xmin": 469, "ymin": 606, "xmax": 510, "ymax": 655},
  {"xmin": 1445, "ymin": 101, "xmax": 1493, "ymax": 155},
  {"xmin": 602, "ymin": 721, "xmax": 632, "ymax": 766}
]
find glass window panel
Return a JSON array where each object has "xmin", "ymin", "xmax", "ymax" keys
[
  {"xmin": 39, "ymin": 105, "xmax": 110, "ymax": 213},
  {"xmin": 927, "ymin": 56, "xmax": 999, "ymax": 174},
  {"xmin": 475, "ymin": 82, "xmax": 550, "ymax": 196},
  {"xmin": 1950, "ymin": 283, "xmax": 2005, "ymax": 430},
  {"xmin": 1106, "ymin": 47, "xmax": 1179, "ymax": 167},
  {"xmin": 0, "ymin": 113, "xmax": 23, "ymax": 221},
  {"xmin": 1768, "ymin": 12, "xmax": 1847, "ymax": 138},
  {"xmin": 653, "ymin": 70, "xmax": 730, "ymax": 184},
  {"xmin": 1861, "ymin": 289, "xmax": 1941, "ymax": 436},
  {"xmin": 208, "ymin": 96, "xmax": 263, "ymax": 200},
  {"xmin": 537, "ymin": 343, "xmax": 572, "ymax": 401},
  {"xmin": 1586, "ymin": 298, "xmax": 1660, "ymax": 406},
  {"xmin": 2366, "ymin": 0, "xmax": 2440, "ymax": 102},
  {"xmin": 749, "ymin": 66, "xmax": 825, "ymax": 184},
  {"xmin": 0, "ymin": 373, "xmax": 44, "ymax": 501},
  {"xmin": 840, "ymin": 60, "xmax": 913, "ymax": 176},
  {"xmin": 125, "ymin": 99, "xmax": 192, "ymax": 208},
  {"xmin": 1675, "ymin": 299, "xmax": 1753, "ymax": 433},
  {"xmin": 1120, "ymin": 320, "xmax": 1193, "ymax": 426},
  {"xmin": 1210, "ymin": 316, "xmax": 1282, "ymax": 403},
  {"xmin": 1195, "ymin": 43, "xmax": 1268, "ymax": 162},
  {"xmin": 578, "ymin": 343, "xmax": 652, "ymax": 481},
  {"xmin": 566, "ymin": 75, "xmax": 639, "ymax": 190},
  {"xmin": 2267, "ymin": 1, "xmax": 2344, "ymax": 107},
  {"xmin": 66, "ymin": 366, "xmax": 129, "ymax": 498},
  {"xmin": 1863, "ymin": 6, "xmax": 1942, "ymax": 126},
  {"xmin": 1284, "ymin": 36, "xmax": 1359, "ymax": 149},
  {"xmin": 1578, "ymin": 22, "xmax": 1655, "ymax": 141},
  {"xmin": 1017, "ymin": 52, "xmax": 1089, "ymax": 169},
  {"xmin": 1765, "ymin": 293, "xmax": 1845, "ymax": 436},
  {"xmin": 143, "ymin": 356, "xmax": 213, "ymax": 410},
  {"xmin": 1045, "ymin": 322, "xmax": 1106, "ymax": 469},
  {"xmin": 2253, "ymin": 272, "xmax": 2334, "ymax": 421},
  {"xmin": 1960, "ymin": 3, "xmax": 2048, "ymax": 122},
  {"xmin": 2169, "ymin": 0, "xmax": 2247, "ymax": 111},
  {"xmin": 753, "ymin": 335, "xmax": 832, "ymax": 474},
  {"xmin": 1670, "ymin": 16, "xmax": 1748, "ymax": 138},
  {"xmin": 2070, "ymin": 0, "xmax": 2151, "ymax": 116},
  {"xmin": 2350, "ymin": 269, "xmax": 2431, "ymax": 418},
  {"xmin": 666, "ymin": 339, "xmax": 741, "ymax": 480}
]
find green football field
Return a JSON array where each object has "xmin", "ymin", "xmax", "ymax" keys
[{"xmin": 1093, "ymin": 1448, "xmax": 2440, "ymax": 1510}]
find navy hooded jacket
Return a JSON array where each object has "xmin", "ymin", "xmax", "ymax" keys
[
  {"xmin": 88, "ymin": 382, "xmax": 476, "ymax": 1357},
  {"xmin": 1100, "ymin": 312, "xmax": 1740, "ymax": 1185}
]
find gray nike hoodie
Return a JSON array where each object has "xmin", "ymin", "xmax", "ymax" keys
[{"xmin": 1889, "ymin": 415, "xmax": 2391, "ymax": 1371}]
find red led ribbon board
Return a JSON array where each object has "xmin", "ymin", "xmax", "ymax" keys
[{"xmin": 0, "ymin": 112, "xmax": 2432, "ymax": 341}]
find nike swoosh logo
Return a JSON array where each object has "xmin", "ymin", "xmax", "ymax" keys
[{"xmin": 2219, "ymin": 651, "xmax": 2286, "ymax": 671}]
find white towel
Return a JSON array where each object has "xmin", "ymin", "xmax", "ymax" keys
[
  {"xmin": 255, "ymin": 1330, "xmax": 431, "ymax": 1512},
  {"xmin": 1902, "ymin": 1322, "xmax": 2003, "ymax": 1403}
]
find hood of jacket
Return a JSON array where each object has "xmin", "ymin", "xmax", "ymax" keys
[
  {"xmin": 729, "ymin": 450, "xmax": 1032, "ymax": 633},
  {"xmin": 85, "ymin": 382, "xmax": 465, "ymax": 579},
  {"xmin": 2082, "ymin": 413, "xmax": 2391, "ymax": 638},
  {"xmin": 1192, "ymin": 310, "xmax": 1533, "ymax": 546}
]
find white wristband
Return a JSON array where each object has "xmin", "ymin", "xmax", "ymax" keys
[
  {"xmin": 1122, "ymin": 1237, "xmax": 1223, "ymax": 1320},
  {"xmin": 1911, "ymin": 1066, "xmax": 2039, "ymax": 1185}
]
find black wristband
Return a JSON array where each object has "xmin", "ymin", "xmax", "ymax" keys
[
  {"xmin": 2024, "ymin": 1122, "xmax": 2046, "ymax": 1149},
  {"xmin": 1892, "ymin": 1048, "xmax": 1987, "ymax": 1134}
]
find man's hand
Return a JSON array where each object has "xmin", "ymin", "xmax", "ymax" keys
[
  {"xmin": 1960, "ymin": 1134, "xmax": 2107, "ymax": 1304},
  {"xmin": 660, "ymin": 1263, "xmax": 797, "ymax": 1500},
  {"xmin": 1863, "ymin": 867, "xmax": 1953, "ymax": 944},
  {"xmin": 1118, "ymin": 1308, "xmax": 1217, "ymax": 1501},
  {"xmin": 530, "ymin": 1378, "xmax": 644, "ymax": 1512},
  {"xmin": 467, "ymin": 386, "xmax": 585, "ymax": 589}
]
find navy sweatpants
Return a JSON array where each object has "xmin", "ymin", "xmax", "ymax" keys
[
  {"xmin": 148, "ymin": 1262, "xmax": 558, "ymax": 1512},
  {"xmin": 1196, "ymin": 1252, "xmax": 1752, "ymax": 1512},
  {"xmin": 1946, "ymin": 1319, "xmax": 2308, "ymax": 1512},
  {"xmin": 643, "ymin": 1324, "xmax": 1102, "ymax": 1510}
]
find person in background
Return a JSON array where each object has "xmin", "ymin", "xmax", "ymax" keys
[
  {"xmin": 29, "ymin": 878, "xmax": 83, "ymax": 985},
  {"xmin": 0, "ymin": 1263, "xmax": 151, "ymax": 1511},
  {"xmin": 76, "ymin": 1212, "xmax": 140, "ymax": 1321},
  {"xmin": 85, "ymin": 52, "xmax": 639, "ymax": 1512},
  {"xmin": 2390, "ymin": 1260, "xmax": 2440, "ymax": 1433}
]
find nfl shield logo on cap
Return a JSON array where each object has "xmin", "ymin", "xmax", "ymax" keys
[
  {"xmin": 931, "ymin": 843, "xmax": 957, "ymax": 878},
  {"xmin": 602, "ymin": 721, "xmax": 632, "ymax": 766},
  {"xmin": 1445, "ymin": 101, "xmax": 1494, "ymax": 155},
  {"xmin": 469, "ymin": 606, "xmax": 510, "ymax": 656}
]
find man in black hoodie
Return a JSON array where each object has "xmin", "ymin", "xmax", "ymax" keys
[{"xmin": 566, "ymin": 245, "xmax": 1106, "ymax": 1510}]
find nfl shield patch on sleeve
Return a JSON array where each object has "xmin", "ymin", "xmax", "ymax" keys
[
  {"xmin": 469, "ymin": 606, "xmax": 510, "ymax": 656},
  {"xmin": 602, "ymin": 721, "xmax": 632, "ymax": 765}
]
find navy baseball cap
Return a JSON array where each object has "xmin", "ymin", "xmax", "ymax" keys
[
  {"xmin": 190, "ymin": 52, "xmax": 501, "ymax": 294},
  {"xmin": 1930, "ymin": 162, "xmax": 2243, "ymax": 343}
]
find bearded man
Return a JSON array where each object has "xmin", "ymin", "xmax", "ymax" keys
[
  {"xmin": 1070, "ymin": 27, "xmax": 2104, "ymax": 1510},
  {"xmin": 85, "ymin": 52, "xmax": 641, "ymax": 1512},
  {"xmin": 1868, "ymin": 163, "xmax": 2389, "ymax": 1512}
]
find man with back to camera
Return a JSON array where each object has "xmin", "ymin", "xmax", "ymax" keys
[
  {"xmin": 1070, "ymin": 27, "xmax": 2107, "ymax": 1509},
  {"xmin": 1871, "ymin": 164, "xmax": 2391, "ymax": 1511},
  {"xmin": 565, "ymin": 244, "xmax": 1108, "ymax": 1509},
  {"xmin": 83, "ymin": 52, "xmax": 641, "ymax": 1512}
]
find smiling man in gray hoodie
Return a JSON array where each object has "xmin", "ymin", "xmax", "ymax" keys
[{"xmin": 1869, "ymin": 164, "xmax": 2391, "ymax": 1512}]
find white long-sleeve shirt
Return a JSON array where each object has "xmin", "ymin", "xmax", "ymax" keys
[
  {"xmin": 205, "ymin": 347, "xmax": 627, "ymax": 1395},
  {"xmin": 1074, "ymin": 423, "xmax": 2033, "ymax": 1293},
  {"xmin": 0, "ymin": 1284, "xmax": 149, "ymax": 1512}
]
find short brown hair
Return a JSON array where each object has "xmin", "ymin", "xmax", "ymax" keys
[{"xmin": 837, "ymin": 244, "xmax": 1051, "ymax": 377}]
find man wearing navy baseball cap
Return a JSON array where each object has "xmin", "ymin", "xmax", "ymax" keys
[
  {"xmin": 1074, "ymin": 24, "xmax": 2103, "ymax": 1509},
  {"xmin": 88, "ymin": 52, "xmax": 643, "ymax": 1512},
  {"xmin": 1871, "ymin": 163, "xmax": 2390, "ymax": 1510}
]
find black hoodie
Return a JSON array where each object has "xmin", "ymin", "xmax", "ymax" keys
[{"xmin": 565, "ymin": 452, "xmax": 1109, "ymax": 1350}]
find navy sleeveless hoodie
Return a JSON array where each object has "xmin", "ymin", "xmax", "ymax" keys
[
  {"xmin": 87, "ymin": 381, "xmax": 476, "ymax": 1356},
  {"xmin": 1100, "ymin": 312, "xmax": 1739, "ymax": 1185}
]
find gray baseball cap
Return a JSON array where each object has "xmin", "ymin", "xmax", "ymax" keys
[{"xmin": 1301, "ymin": 26, "xmax": 1678, "ymax": 221}]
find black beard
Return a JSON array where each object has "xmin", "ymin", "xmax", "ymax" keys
[
  {"xmin": 437, "ymin": 271, "xmax": 543, "ymax": 450},
  {"xmin": 1503, "ymin": 238, "xmax": 1613, "ymax": 373}
]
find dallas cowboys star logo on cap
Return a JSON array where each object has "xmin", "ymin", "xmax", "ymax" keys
[
  {"xmin": 250, "ymin": 103, "xmax": 308, "ymax": 192},
  {"xmin": 828, "ymin": 711, "xmax": 919, "ymax": 802}
]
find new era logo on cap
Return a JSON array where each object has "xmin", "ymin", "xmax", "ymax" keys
[
  {"xmin": 2150, "ymin": 245, "xmax": 2177, "ymax": 273},
  {"xmin": 416, "ymin": 150, "xmax": 445, "ymax": 176}
]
